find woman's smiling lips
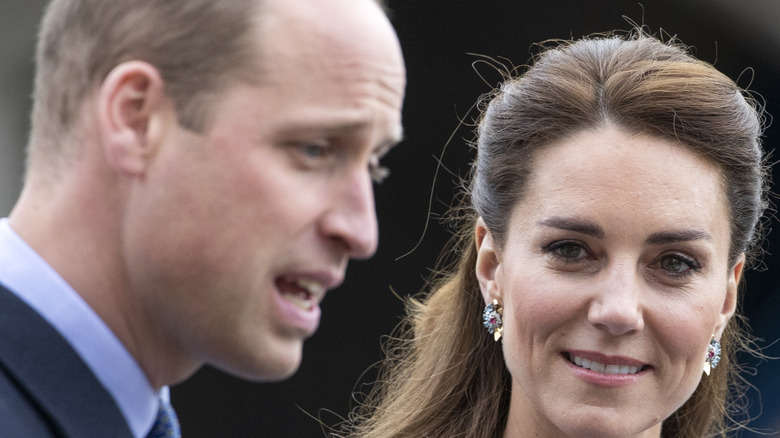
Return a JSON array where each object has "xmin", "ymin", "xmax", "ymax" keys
[{"xmin": 563, "ymin": 350, "xmax": 651, "ymax": 387}]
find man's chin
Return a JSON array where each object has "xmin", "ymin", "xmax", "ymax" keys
[{"xmin": 218, "ymin": 342, "xmax": 304, "ymax": 382}]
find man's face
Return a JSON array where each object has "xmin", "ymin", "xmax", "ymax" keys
[{"xmin": 123, "ymin": 0, "xmax": 405, "ymax": 381}]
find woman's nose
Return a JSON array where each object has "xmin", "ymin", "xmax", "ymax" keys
[{"xmin": 586, "ymin": 265, "xmax": 645, "ymax": 336}]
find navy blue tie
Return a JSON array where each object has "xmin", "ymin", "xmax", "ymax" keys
[{"xmin": 147, "ymin": 398, "xmax": 181, "ymax": 438}]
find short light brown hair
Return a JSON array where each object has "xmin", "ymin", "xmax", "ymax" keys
[
  {"xmin": 30, "ymin": 0, "xmax": 262, "ymax": 167},
  {"xmin": 29, "ymin": 0, "xmax": 389, "ymax": 173}
]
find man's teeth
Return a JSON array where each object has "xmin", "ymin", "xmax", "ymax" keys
[
  {"xmin": 293, "ymin": 278, "xmax": 325, "ymax": 296},
  {"xmin": 279, "ymin": 278, "xmax": 324, "ymax": 311},
  {"xmin": 571, "ymin": 354, "xmax": 640, "ymax": 375},
  {"xmin": 281, "ymin": 290, "xmax": 311, "ymax": 310}
]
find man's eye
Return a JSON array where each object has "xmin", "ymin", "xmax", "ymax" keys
[
  {"xmin": 301, "ymin": 144, "xmax": 327, "ymax": 159},
  {"xmin": 369, "ymin": 154, "xmax": 389, "ymax": 183}
]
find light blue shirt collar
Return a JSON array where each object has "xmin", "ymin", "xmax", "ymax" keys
[{"xmin": 0, "ymin": 218, "xmax": 160, "ymax": 438}]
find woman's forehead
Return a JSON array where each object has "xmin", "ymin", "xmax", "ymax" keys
[{"xmin": 512, "ymin": 128, "xmax": 731, "ymax": 241}]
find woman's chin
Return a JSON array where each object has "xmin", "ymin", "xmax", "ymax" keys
[{"xmin": 553, "ymin": 412, "xmax": 663, "ymax": 438}]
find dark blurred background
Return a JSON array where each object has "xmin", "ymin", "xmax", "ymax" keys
[{"xmin": 2, "ymin": 1, "xmax": 779, "ymax": 436}]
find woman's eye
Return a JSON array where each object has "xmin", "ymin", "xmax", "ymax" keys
[
  {"xmin": 543, "ymin": 241, "xmax": 589, "ymax": 262},
  {"xmin": 557, "ymin": 243, "xmax": 584, "ymax": 259},
  {"xmin": 659, "ymin": 255, "xmax": 699, "ymax": 275}
]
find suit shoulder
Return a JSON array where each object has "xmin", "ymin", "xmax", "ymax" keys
[{"xmin": 0, "ymin": 364, "xmax": 57, "ymax": 437}]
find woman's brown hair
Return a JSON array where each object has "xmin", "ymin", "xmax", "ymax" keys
[{"xmin": 335, "ymin": 30, "xmax": 768, "ymax": 438}]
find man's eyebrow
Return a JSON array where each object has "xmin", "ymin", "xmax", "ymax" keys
[
  {"xmin": 277, "ymin": 121, "xmax": 404, "ymax": 149},
  {"xmin": 538, "ymin": 217, "xmax": 605, "ymax": 239},
  {"xmin": 376, "ymin": 125, "xmax": 404, "ymax": 155},
  {"xmin": 646, "ymin": 230, "xmax": 712, "ymax": 245}
]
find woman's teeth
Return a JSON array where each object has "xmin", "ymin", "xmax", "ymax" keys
[{"xmin": 570, "ymin": 354, "xmax": 641, "ymax": 375}]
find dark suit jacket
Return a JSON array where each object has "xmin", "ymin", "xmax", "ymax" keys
[{"xmin": 0, "ymin": 284, "xmax": 134, "ymax": 437}]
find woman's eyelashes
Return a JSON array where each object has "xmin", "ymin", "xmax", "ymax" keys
[
  {"xmin": 655, "ymin": 253, "xmax": 701, "ymax": 279},
  {"xmin": 542, "ymin": 240, "xmax": 593, "ymax": 264},
  {"xmin": 540, "ymin": 239, "xmax": 704, "ymax": 280}
]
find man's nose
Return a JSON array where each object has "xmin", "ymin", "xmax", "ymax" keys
[{"xmin": 320, "ymin": 169, "xmax": 378, "ymax": 259}]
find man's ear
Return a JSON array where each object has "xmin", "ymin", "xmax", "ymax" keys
[
  {"xmin": 714, "ymin": 253, "xmax": 745, "ymax": 338},
  {"xmin": 98, "ymin": 60, "xmax": 170, "ymax": 176},
  {"xmin": 475, "ymin": 217, "xmax": 502, "ymax": 305}
]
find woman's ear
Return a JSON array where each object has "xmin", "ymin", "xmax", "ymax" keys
[
  {"xmin": 97, "ymin": 60, "xmax": 171, "ymax": 176},
  {"xmin": 714, "ymin": 253, "xmax": 745, "ymax": 338},
  {"xmin": 475, "ymin": 217, "xmax": 502, "ymax": 305}
]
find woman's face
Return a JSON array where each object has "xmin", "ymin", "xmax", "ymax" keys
[{"xmin": 475, "ymin": 127, "xmax": 742, "ymax": 438}]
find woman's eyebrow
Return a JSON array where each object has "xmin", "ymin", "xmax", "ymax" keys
[
  {"xmin": 646, "ymin": 230, "xmax": 712, "ymax": 245},
  {"xmin": 538, "ymin": 217, "xmax": 604, "ymax": 239}
]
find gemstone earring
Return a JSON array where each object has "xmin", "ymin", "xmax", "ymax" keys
[
  {"xmin": 482, "ymin": 299, "xmax": 503, "ymax": 341},
  {"xmin": 703, "ymin": 337, "xmax": 721, "ymax": 376}
]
